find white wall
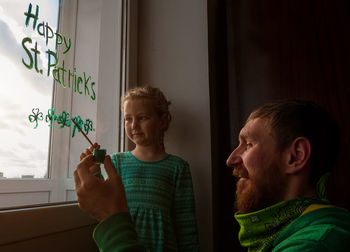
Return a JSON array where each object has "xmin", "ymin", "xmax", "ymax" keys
[{"xmin": 137, "ymin": 0, "xmax": 212, "ymax": 251}]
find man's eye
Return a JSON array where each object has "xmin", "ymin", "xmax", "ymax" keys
[{"xmin": 246, "ymin": 143, "xmax": 253, "ymax": 150}]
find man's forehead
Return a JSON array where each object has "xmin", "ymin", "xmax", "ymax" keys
[{"xmin": 239, "ymin": 117, "xmax": 271, "ymax": 139}]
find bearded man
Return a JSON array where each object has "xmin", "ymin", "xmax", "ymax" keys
[
  {"xmin": 74, "ymin": 99, "xmax": 350, "ymax": 251},
  {"xmin": 227, "ymin": 99, "xmax": 350, "ymax": 251}
]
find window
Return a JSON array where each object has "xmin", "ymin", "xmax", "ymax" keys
[{"xmin": 0, "ymin": 0, "xmax": 128, "ymax": 208}]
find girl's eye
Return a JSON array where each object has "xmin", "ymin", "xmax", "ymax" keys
[{"xmin": 125, "ymin": 117, "xmax": 132, "ymax": 122}]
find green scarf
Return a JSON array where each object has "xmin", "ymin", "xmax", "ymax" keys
[
  {"xmin": 316, "ymin": 172, "xmax": 331, "ymax": 201},
  {"xmin": 234, "ymin": 198, "xmax": 327, "ymax": 252}
]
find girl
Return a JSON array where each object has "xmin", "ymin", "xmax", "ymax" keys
[{"xmin": 82, "ymin": 86, "xmax": 199, "ymax": 251}]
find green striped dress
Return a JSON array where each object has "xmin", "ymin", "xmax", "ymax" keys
[{"xmin": 110, "ymin": 152, "xmax": 200, "ymax": 252}]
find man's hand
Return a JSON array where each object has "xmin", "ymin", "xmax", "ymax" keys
[{"xmin": 74, "ymin": 154, "xmax": 129, "ymax": 221}]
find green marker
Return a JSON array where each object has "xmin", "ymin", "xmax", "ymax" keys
[
  {"xmin": 92, "ymin": 149, "xmax": 106, "ymax": 179},
  {"xmin": 93, "ymin": 148, "xmax": 106, "ymax": 164}
]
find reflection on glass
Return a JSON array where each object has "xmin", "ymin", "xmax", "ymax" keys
[{"xmin": 0, "ymin": 0, "xmax": 59, "ymax": 179}]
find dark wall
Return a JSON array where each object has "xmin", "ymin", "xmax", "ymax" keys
[
  {"xmin": 209, "ymin": 0, "xmax": 350, "ymax": 251},
  {"xmin": 230, "ymin": 0, "xmax": 350, "ymax": 209}
]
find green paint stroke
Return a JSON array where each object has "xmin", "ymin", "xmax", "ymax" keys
[
  {"xmin": 28, "ymin": 108, "xmax": 43, "ymax": 129},
  {"xmin": 28, "ymin": 108, "xmax": 95, "ymax": 138},
  {"xmin": 22, "ymin": 3, "xmax": 96, "ymax": 101}
]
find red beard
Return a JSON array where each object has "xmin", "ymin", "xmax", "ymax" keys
[{"xmin": 233, "ymin": 164, "xmax": 286, "ymax": 214}]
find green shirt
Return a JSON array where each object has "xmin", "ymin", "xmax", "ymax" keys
[
  {"xmin": 272, "ymin": 206, "xmax": 350, "ymax": 251},
  {"xmin": 93, "ymin": 213, "xmax": 146, "ymax": 252},
  {"xmin": 93, "ymin": 200, "xmax": 350, "ymax": 252},
  {"xmin": 108, "ymin": 152, "xmax": 199, "ymax": 252}
]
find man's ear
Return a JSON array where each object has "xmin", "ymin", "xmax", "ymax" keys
[{"xmin": 284, "ymin": 137, "xmax": 312, "ymax": 174}]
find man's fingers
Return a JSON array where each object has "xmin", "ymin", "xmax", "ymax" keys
[
  {"xmin": 73, "ymin": 169, "xmax": 81, "ymax": 188},
  {"xmin": 80, "ymin": 152, "xmax": 86, "ymax": 161},
  {"xmin": 103, "ymin": 155, "xmax": 118, "ymax": 179},
  {"xmin": 75, "ymin": 154, "xmax": 96, "ymax": 184},
  {"xmin": 89, "ymin": 142, "xmax": 100, "ymax": 153},
  {"xmin": 85, "ymin": 148, "xmax": 92, "ymax": 155}
]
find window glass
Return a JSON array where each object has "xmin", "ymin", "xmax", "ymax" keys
[{"xmin": 0, "ymin": 0, "xmax": 59, "ymax": 179}]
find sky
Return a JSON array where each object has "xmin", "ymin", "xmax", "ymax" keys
[{"xmin": 0, "ymin": 0, "xmax": 59, "ymax": 178}]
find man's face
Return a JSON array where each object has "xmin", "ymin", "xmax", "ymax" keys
[{"xmin": 226, "ymin": 117, "xmax": 287, "ymax": 214}]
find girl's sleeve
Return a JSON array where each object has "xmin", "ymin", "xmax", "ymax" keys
[
  {"xmin": 110, "ymin": 153, "xmax": 121, "ymax": 174},
  {"xmin": 93, "ymin": 212, "xmax": 147, "ymax": 252},
  {"xmin": 173, "ymin": 162, "xmax": 200, "ymax": 251}
]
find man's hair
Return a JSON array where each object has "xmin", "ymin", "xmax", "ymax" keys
[{"xmin": 248, "ymin": 99, "xmax": 340, "ymax": 186}]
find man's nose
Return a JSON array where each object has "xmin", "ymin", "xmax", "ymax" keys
[{"xmin": 226, "ymin": 147, "xmax": 242, "ymax": 167}]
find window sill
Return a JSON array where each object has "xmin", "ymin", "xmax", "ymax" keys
[{"xmin": 0, "ymin": 202, "xmax": 98, "ymax": 246}]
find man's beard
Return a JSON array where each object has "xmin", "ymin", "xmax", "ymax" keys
[{"xmin": 233, "ymin": 163, "xmax": 285, "ymax": 214}]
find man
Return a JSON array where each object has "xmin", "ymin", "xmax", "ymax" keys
[
  {"xmin": 74, "ymin": 99, "xmax": 350, "ymax": 251},
  {"xmin": 227, "ymin": 99, "xmax": 350, "ymax": 251}
]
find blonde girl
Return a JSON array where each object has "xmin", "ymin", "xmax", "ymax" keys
[{"xmin": 111, "ymin": 86, "xmax": 199, "ymax": 251}]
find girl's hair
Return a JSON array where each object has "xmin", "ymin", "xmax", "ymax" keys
[{"xmin": 121, "ymin": 86, "xmax": 172, "ymax": 131}]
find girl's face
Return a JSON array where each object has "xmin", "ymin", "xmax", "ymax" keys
[{"xmin": 123, "ymin": 98, "xmax": 166, "ymax": 148}]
